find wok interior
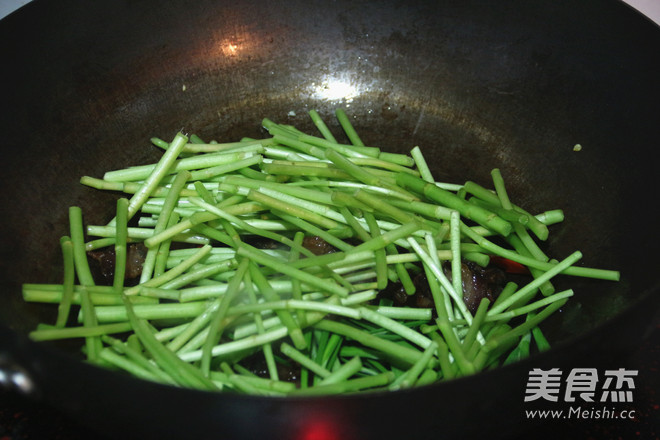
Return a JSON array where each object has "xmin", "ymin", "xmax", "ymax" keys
[{"xmin": 1, "ymin": 0, "xmax": 658, "ymax": 365}]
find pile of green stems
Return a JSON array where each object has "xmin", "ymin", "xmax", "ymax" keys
[{"xmin": 22, "ymin": 109, "xmax": 619, "ymax": 395}]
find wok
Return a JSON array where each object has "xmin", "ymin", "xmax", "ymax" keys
[{"xmin": 0, "ymin": 0, "xmax": 659, "ymax": 438}]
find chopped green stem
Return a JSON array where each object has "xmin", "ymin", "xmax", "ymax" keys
[
  {"xmin": 237, "ymin": 243, "xmax": 349, "ymax": 298},
  {"xmin": 247, "ymin": 189, "xmax": 339, "ymax": 230},
  {"xmin": 387, "ymin": 244, "xmax": 417, "ymax": 295},
  {"xmin": 99, "ymin": 348, "xmax": 173, "ymax": 385},
  {"xmin": 467, "ymin": 197, "xmax": 530, "ymax": 225},
  {"xmin": 490, "ymin": 281, "xmax": 519, "ymax": 311},
  {"xmin": 407, "ymin": 236, "xmax": 473, "ymax": 324},
  {"xmin": 223, "ymin": 175, "xmax": 334, "ymax": 205},
  {"xmin": 536, "ymin": 209, "xmax": 564, "ymax": 225},
  {"xmin": 281, "ymin": 342, "xmax": 332, "ymax": 378},
  {"xmin": 179, "ymin": 324, "xmax": 290, "ymax": 362},
  {"xmin": 160, "ymin": 261, "xmax": 235, "ymax": 290},
  {"xmin": 125, "ymin": 244, "xmax": 213, "ymax": 295},
  {"xmin": 397, "ymin": 173, "xmax": 512, "ymax": 237},
  {"xmin": 506, "ymin": 234, "xmax": 554, "ymax": 296},
  {"xmin": 87, "ymin": 224, "xmax": 208, "ymax": 245},
  {"xmin": 201, "ymin": 258, "xmax": 251, "ymax": 375},
  {"xmin": 309, "ymin": 110, "xmax": 337, "ymax": 142},
  {"xmin": 194, "ymin": 180, "xmax": 216, "ymax": 203},
  {"xmin": 91, "ymin": 301, "xmax": 209, "ymax": 323},
  {"xmin": 325, "ymin": 149, "xmax": 382, "ymax": 187},
  {"xmin": 166, "ymin": 300, "xmax": 222, "ymax": 353},
  {"xmin": 353, "ymin": 189, "xmax": 427, "ymax": 229},
  {"xmin": 188, "ymin": 154, "xmax": 263, "ymax": 181},
  {"xmin": 318, "ymin": 356, "xmax": 362, "ymax": 385},
  {"xmin": 85, "ymin": 237, "xmax": 116, "ymax": 251},
  {"xmin": 473, "ymin": 298, "xmax": 568, "ymax": 371},
  {"xmin": 314, "ymin": 319, "xmax": 425, "ymax": 368},
  {"xmin": 390, "ymin": 341, "xmax": 438, "ymax": 390},
  {"xmin": 449, "ymin": 211, "xmax": 463, "ymax": 306},
  {"xmin": 435, "ymin": 315, "xmax": 475, "ymax": 375},
  {"xmin": 256, "ymin": 186, "xmax": 344, "ymax": 224},
  {"xmin": 461, "ymin": 223, "xmax": 618, "ymax": 280},
  {"xmin": 243, "ymin": 270, "xmax": 279, "ymax": 380},
  {"xmin": 23, "ymin": 285, "xmax": 156, "ymax": 305},
  {"xmin": 69, "ymin": 207, "xmax": 95, "ymax": 286},
  {"xmin": 463, "ymin": 180, "xmax": 548, "ymax": 240},
  {"xmin": 377, "ymin": 151, "xmax": 415, "ymax": 167},
  {"xmin": 262, "ymin": 162, "xmax": 353, "ymax": 180},
  {"xmin": 485, "ymin": 289, "xmax": 574, "ymax": 323},
  {"xmin": 79, "ymin": 283, "xmax": 102, "ymax": 362},
  {"xmin": 488, "ymin": 251, "xmax": 582, "ymax": 315},
  {"xmin": 348, "ymin": 221, "xmax": 421, "ymax": 254},
  {"xmin": 462, "ymin": 298, "xmax": 490, "ymax": 351},
  {"xmin": 273, "ymin": 211, "xmax": 354, "ymax": 253},
  {"xmin": 153, "ymin": 212, "xmax": 180, "ymax": 278},
  {"xmin": 335, "ymin": 108, "xmax": 365, "ymax": 147},
  {"xmin": 422, "ymin": 257, "xmax": 453, "ymax": 321},
  {"xmin": 140, "ymin": 171, "xmax": 191, "ymax": 283},
  {"xmin": 300, "ymin": 134, "xmax": 380, "ymax": 159},
  {"xmin": 296, "ymin": 180, "xmax": 416, "ymax": 201},
  {"xmin": 30, "ymin": 322, "xmax": 133, "ymax": 341},
  {"xmin": 113, "ymin": 198, "xmax": 129, "ymax": 292},
  {"xmin": 55, "ymin": 237, "xmax": 75, "ymax": 328},
  {"xmin": 122, "ymin": 294, "xmax": 218, "ymax": 389},
  {"xmin": 532, "ymin": 322, "xmax": 552, "ymax": 352},
  {"xmin": 388, "ymin": 198, "xmax": 453, "ymax": 220},
  {"xmin": 358, "ymin": 306, "xmax": 433, "ymax": 349},
  {"xmin": 364, "ymin": 211, "xmax": 388, "ymax": 290},
  {"xmin": 410, "ymin": 146, "xmax": 434, "ymax": 183},
  {"xmin": 104, "ymin": 148, "xmax": 256, "ymax": 182},
  {"xmin": 122, "ymin": 132, "xmax": 188, "ymax": 221},
  {"xmin": 292, "ymin": 371, "xmax": 394, "ymax": 395},
  {"xmin": 348, "ymin": 157, "xmax": 419, "ymax": 175},
  {"xmin": 429, "ymin": 332, "xmax": 457, "ymax": 380},
  {"xmin": 248, "ymin": 263, "xmax": 307, "ymax": 350}
]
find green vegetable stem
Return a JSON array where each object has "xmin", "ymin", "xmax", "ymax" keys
[{"xmin": 21, "ymin": 110, "xmax": 620, "ymax": 395}]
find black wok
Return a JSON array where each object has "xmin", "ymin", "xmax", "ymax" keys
[{"xmin": 0, "ymin": 0, "xmax": 659, "ymax": 438}]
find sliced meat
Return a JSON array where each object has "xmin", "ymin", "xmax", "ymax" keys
[
  {"xmin": 378, "ymin": 260, "xmax": 506, "ymax": 315},
  {"xmin": 302, "ymin": 235, "xmax": 337, "ymax": 256},
  {"xmin": 87, "ymin": 243, "xmax": 147, "ymax": 285},
  {"xmin": 443, "ymin": 260, "xmax": 506, "ymax": 313}
]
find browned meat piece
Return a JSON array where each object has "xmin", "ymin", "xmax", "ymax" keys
[
  {"xmin": 302, "ymin": 236, "xmax": 337, "ymax": 256},
  {"xmin": 125, "ymin": 243, "xmax": 148, "ymax": 279},
  {"xmin": 443, "ymin": 260, "xmax": 506, "ymax": 313},
  {"xmin": 87, "ymin": 247, "xmax": 115, "ymax": 282},
  {"xmin": 87, "ymin": 243, "xmax": 148, "ymax": 285},
  {"xmin": 378, "ymin": 261, "xmax": 505, "ymax": 315}
]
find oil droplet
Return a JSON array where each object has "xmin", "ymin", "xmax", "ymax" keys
[{"xmin": 381, "ymin": 103, "xmax": 398, "ymax": 121}]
